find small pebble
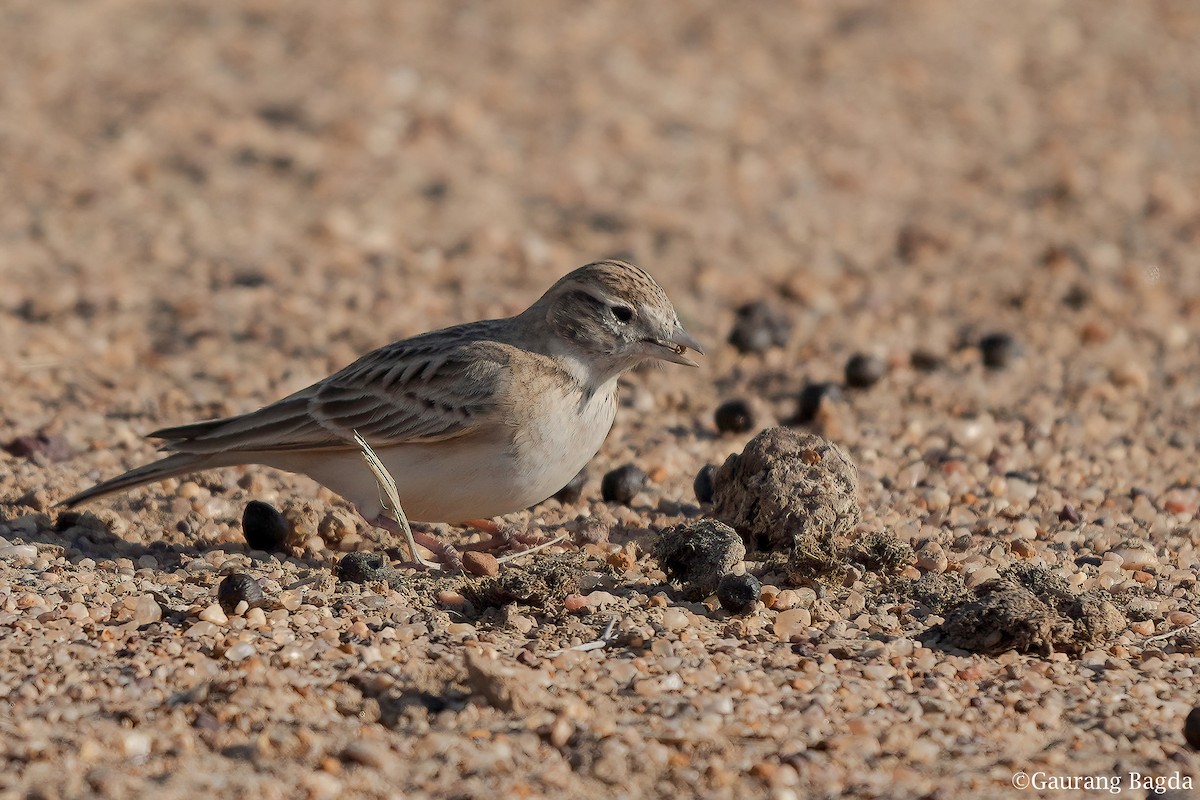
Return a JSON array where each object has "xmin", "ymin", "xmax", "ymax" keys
[
  {"xmin": 728, "ymin": 300, "xmax": 792, "ymax": 354},
  {"xmin": 1114, "ymin": 547, "xmax": 1157, "ymax": 570},
  {"xmin": 224, "ymin": 642, "xmax": 255, "ymax": 662},
  {"xmin": 714, "ymin": 399, "xmax": 755, "ymax": 434},
  {"xmin": 661, "ymin": 608, "xmax": 689, "ymax": 630},
  {"xmin": 462, "ymin": 551, "xmax": 500, "ymax": 577},
  {"xmin": 915, "ymin": 542, "xmax": 948, "ymax": 573},
  {"xmin": 716, "ymin": 573, "xmax": 761, "ymax": 614},
  {"xmin": 552, "ymin": 469, "xmax": 587, "ymax": 504},
  {"xmin": 242, "ymin": 500, "xmax": 290, "ymax": 551},
  {"xmin": 130, "ymin": 594, "xmax": 163, "ymax": 626},
  {"xmin": 979, "ymin": 332, "xmax": 1019, "ymax": 369},
  {"xmin": 1185, "ymin": 708, "xmax": 1200, "ymax": 749},
  {"xmin": 563, "ymin": 594, "xmax": 588, "ymax": 612},
  {"xmin": 773, "ymin": 608, "xmax": 811, "ymax": 641},
  {"xmin": 602, "ymin": 464, "xmax": 647, "ymax": 505},
  {"xmin": 217, "ymin": 573, "xmax": 264, "ymax": 614},
  {"xmin": 792, "ymin": 382, "xmax": 843, "ymax": 424},
  {"xmin": 0, "ymin": 544, "xmax": 39, "ymax": 561},
  {"xmin": 1129, "ymin": 620, "xmax": 1155, "ymax": 636},
  {"xmin": 198, "ymin": 604, "xmax": 229, "ymax": 625},
  {"xmin": 1058, "ymin": 504, "xmax": 1081, "ymax": 524},
  {"xmin": 844, "ymin": 353, "xmax": 886, "ymax": 388}
]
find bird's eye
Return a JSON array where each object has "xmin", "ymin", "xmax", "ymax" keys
[{"xmin": 611, "ymin": 305, "xmax": 634, "ymax": 323}]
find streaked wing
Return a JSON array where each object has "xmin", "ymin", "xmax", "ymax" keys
[{"xmin": 152, "ymin": 327, "xmax": 513, "ymax": 455}]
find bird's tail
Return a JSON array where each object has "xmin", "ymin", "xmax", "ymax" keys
[{"xmin": 57, "ymin": 453, "xmax": 215, "ymax": 508}]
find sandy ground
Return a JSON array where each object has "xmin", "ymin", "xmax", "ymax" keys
[{"xmin": 3, "ymin": 1, "xmax": 1200, "ymax": 798}]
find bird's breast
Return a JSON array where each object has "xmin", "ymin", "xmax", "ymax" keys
[{"xmin": 509, "ymin": 378, "xmax": 618, "ymax": 507}]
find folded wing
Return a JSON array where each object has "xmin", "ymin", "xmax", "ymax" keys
[{"xmin": 151, "ymin": 334, "xmax": 512, "ymax": 455}]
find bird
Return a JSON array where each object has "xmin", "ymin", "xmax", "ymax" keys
[{"xmin": 60, "ymin": 259, "xmax": 704, "ymax": 568}]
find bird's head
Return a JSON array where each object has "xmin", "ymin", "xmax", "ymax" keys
[{"xmin": 534, "ymin": 259, "xmax": 704, "ymax": 382}]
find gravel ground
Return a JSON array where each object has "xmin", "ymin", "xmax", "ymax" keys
[{"xmin": 3, "ymin": 2, "xmax": 1200, "ymax": 798}]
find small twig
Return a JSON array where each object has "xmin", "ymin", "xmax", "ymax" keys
[
  {"xmin": 495, "ymin": 533, "xmax": 569, "ymax": 564},
  {"xmin": 353, "ymin": 431, "xmax": 442, "ymax": 570},
  {"xmin": 548, "ymin": 616, "xmax": 620, "ymax": 656},
  {"xmin": 1143, "ymin": 617, "xmax": 1200, "ymax": 643},
  {"xmin": 285, "ymin": 573, "xmax": 324, "ymax": 591}
]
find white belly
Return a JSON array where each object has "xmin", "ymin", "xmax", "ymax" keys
[{"xmin": 261, "ymin": 381, "xmax": 617, "ymax": 523}]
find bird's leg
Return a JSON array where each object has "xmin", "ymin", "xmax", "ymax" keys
[
  {"xmin": 460, "ymin": 518, "xmax": 548, "ymax": 551},
  {"xmin": 353, "ymin": 430, "xmax": 462, "ymax": 571},
  {"xmin": 369, "ymin": 513, "xmax": 462, "ymax": 572}
]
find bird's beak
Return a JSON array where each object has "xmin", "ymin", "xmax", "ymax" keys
[{"xmin": 647, "ymin": 323, "xmax": 705, "ymax": 367}]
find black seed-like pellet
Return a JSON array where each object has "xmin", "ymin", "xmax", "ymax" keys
[
  {"xmin": 217, "ymin": 573, "xmax": 264, "ymax": 614},
  {"xmin": 979, "ymin": 332, "xmax": 1019, "ymax": 369},
  {"xmin": 727, "ymin": 301, "xmax": 792, "ymax": 354},
  {"xmin": 553, "ymin": 469, "xmax": 587, "ymax": 504},
  {"xmin": 714, "ymin": 399, "xmax": 755, "ymax": 434},
  {"xmin": 910, "ymin": 349, "xmax": 943, "ymax": 372},
  {"xmin": 601, "ymin": 464, "xmax": 647, "ymax": 505},
  {"xmin": 693, "ymin": 464, "xmax": 717, "ymax": 505},
  {"xmin": 792, "ymin": 382, "xmax": 843, "ymax": 424},
  {"xmin": 716, "ymin": 573, "xmax": 761, "ymax": 614},
  {"xmin": 1185, "ymin": 707, "xmax": 1200, "ymax": 749},
  {"xmin": 242, "ymin": 500, "xmax": 289, "ymax": 551},
  {"xmin": 844, "ymin": 353, "xmax": 886, "ymax": 388}
]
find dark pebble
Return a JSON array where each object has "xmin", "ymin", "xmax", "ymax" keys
[
  {"xmin": 601, "ymin": 464, "xmax": 647, "ymax": 505},
  {"xmin": 844, "ymin": 353, "xmax": 886, "ymax": 388},
  {"xmin": 910, "ymin": 349, "xmax": 943, "ymax": 372},
  {"xmin": 1185, "ymin": 707, "xmax": 1200, "ymax": 749},
  {"xmin": 716, "ymin": 573, "xmax": 762, "ymax": 614},
  {"xmin": 727, "ymin": 301, "xmax": 791, "ymax": 354},
  {"xmin": 242, "ymin": 500, "xmax": 290, "ymax": 551},
  {"xmin": 979, "ymin": 332, "xmax": 1019, "ymax": 369},
  {"xmin": 553, "ymin": 469, "xmax": 587, "ymax": 504},
  {"xmin": 337, "ymin": 552, "xmax": 395, "ymax": 583},
  {"xmin": 3, "ymin": 431, "xmax": 72, "ymax": 463},
  {"xmin": 791, "ymin": 382, "xmax": 843, "ymax": 424},
  {"xmin": 217, "ymin": 573, "xmax": 264, "ymax": 614},
  {"xmin": 1058, "ymin": 504, "xmax": 1081, "ymax": 524},
  {"xmin": 693, "ymin": 464, "xmax": 718, "ymax": 505},
  {"xmin": 714, "ymin": 399, "xmax": 755, "ymax": 434}
]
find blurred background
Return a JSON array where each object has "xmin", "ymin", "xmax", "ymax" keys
[{"xmin": 2, "ymin": 0, "xmax": 1198, "ymax": 473}]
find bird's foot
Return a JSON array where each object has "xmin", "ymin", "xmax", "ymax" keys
[
  {"xmin": 460, "ymin": 518, "xmax": 547, "ymax": 552},
  {"xmin": 370, "ymin": 514, "xmax": 463, "ymax": 572}
]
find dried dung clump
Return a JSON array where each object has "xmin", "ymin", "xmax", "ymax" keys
[
  {"xmin": 461, "ymin": 552, "xmax": 586, "ymax": 610},
  {"xmin": 712, "ymin": 428, "xmax": 860, "ymax": 581},
  {"xmin": 653, "ymin": 519, "xmax": 746, "ymax": 600},
  {"xmin": 932, "ymin": 564, "xmax": 1127, "ymax": 656},
  {"xmin": 337, "ymin": 552, "xmax": 400, "ymax": 585},
  {"xmin": 847, "ymin": 530, "xmax": 916, "ymax": 573}
]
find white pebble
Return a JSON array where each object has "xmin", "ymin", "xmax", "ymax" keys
[
  {"xmin": 224, "ymin": 642, "xmax": 256, "ymax": 662},
  {"xmin": 0, "ymin": 544, "xmax": 38, "ymax": 560},
  {"xmin": 1114, "ymin": 547, "xmax": 1157, "ymax": 570},
  {"xmin": 774, "ymin": 608, "xmax": 811, "ymax": 642},
  {"xmin": 661, "ymin": 608, "xmax": 689, "ymax": 631},
  {"xmin": 198, "ymin": 604, "xmax": 228, "ymax": 625}
]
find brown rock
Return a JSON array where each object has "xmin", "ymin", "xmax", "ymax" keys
[{"xmin": 462, "ymin": 551, "xmax": 500, "ymax": 577}]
